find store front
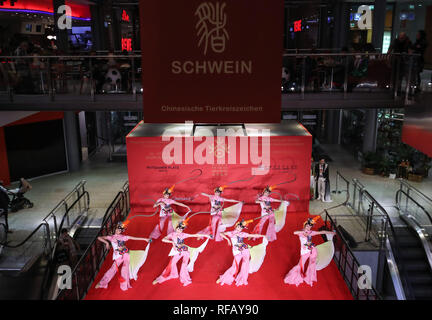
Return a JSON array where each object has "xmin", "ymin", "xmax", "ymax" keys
[{"xmin": 0, "ymin": 0, "xmax": 92, "ymax": 54}]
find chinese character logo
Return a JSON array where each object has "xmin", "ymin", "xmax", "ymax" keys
[
  {"xmin": 195, "ymin": 2, "xmax": 229, "ymax": 55},
  {"xmin": 294, "ymin": 20, "xmax": 302, "ymax": 32}
]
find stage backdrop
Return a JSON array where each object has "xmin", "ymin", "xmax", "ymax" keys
[
  {"xmin": 126, "ymin": 122, "xmax": 312, "ymax": 217},
  {"xmin": 139, "ymin": 0, "xmax": 283, "ymax": 123}
]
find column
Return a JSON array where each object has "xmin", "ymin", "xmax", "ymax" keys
[
  {"xmin": 362, "ymin": 109, "xmax": 378, "ymax": 153},
  {"xmin": 372, "ymin": 0, "xmax": 387, "ymax": 50},
  {"xmin": 332, "ymin": 1, "xmax": 350, "ymax": 49},
  {"xmin": 324, "ymin": 110, "xmax": 342, "ymax": 144},
  {"xmin": 63, "ymin": 112, "xmax": 81, "ymax": 172},
  {"xmin": 90, "ymin": 2, "xmax": 108, "ymax": 51},
  {"xmin": 95, "ymin": 111, "xmax": 109, "ymax": 147},
  {"xmin": 53, "ymin": 0, "xmax": 69, "ymax": 52}
]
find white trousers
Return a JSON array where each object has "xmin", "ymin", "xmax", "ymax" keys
[{"xmin": 318, "ymin": 177, "xmax": 326, "ymax": 200}]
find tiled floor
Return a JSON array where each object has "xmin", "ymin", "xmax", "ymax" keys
[{"xmin": 4, "ymin": 146, "xmax": 128, "ymax": 243}]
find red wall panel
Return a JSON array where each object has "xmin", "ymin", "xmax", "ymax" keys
[
  {"xmin": 0, "ymin": 127, "xmax": 10, "ymax": 185},
  {"xmin": 126, "ymin": 133, "xmax": 312, "ymax": 217}
]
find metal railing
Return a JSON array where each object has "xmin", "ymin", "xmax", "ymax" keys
[
  {"xmin": 0, "ymin": 54, "xmax": 141, "ymax": 102},
  {"xmin": 0, "ymin": 181, "xmax": 89, "ymax": 271},
  {"xmin": 55, "ymin": 182, "xmax": 130, "ymax": 300},
  {"xmin": 323, "ymin": 210, "xmax": 381, "ymax": 300},
  {"xmin": 0, "ymin": 52, "xmax": 423, "ymax": 105},
  {"xmin": 347, "ymin": 178, "xmax": 388, "ymax": 243},
  {"xmin": 332, "ymin": 170, "xmax": 350, "ymax": 205},
  {"xmin": 397, "ymin": 179, "xmax": 432, "ymax": 232},
  {"xmin": 395, "ymin": 180, "xmax": 432, "ymax": 275},
  {"xmin": 281, "ymin": 52, "xmax": 421, "ymax": 102},
  {"xmin": 42, "ymin": 180, "xmax": 87, "ymax": 239},
  {"xmin": 327, "ymin": 173, "xmax": 407, "ymax": 299}
]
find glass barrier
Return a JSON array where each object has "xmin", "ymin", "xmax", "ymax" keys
[{"xmin": 0, "ymin": 53, "xmax": 423, "ymax": 104}]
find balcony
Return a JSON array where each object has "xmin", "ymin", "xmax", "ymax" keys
[{"xmin": 0, "ymin": 53, "xmax": 426, "ymax": 112}]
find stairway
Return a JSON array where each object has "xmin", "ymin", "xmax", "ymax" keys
[{"xmin": 394, "ymin": 226, "xmax": 432, "ymax": 299}]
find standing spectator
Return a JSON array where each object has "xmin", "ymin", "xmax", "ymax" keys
[
  {"xmin": 14, "ymin": 41, "xmax": 34, "ymax": 93},
  {"xmin": 388, "ymin": 32, "xmax": 412, "ymax": 93},
  {"xmin": 412, "ymin": 30, "xmax": 428, "ymax": 90},
  {"xmin": 56, "ymin": 228, "xmax": 80, "ymax": 267},
  {"xmin": 0, "ymin": 180, "xmax": 11, "ymax": 233},
  {"xmin": 388, "ymin": 32, "xmax": 412, "ymax": 54},
  {"xmin": 314, "ymin": 157, "xmax": 332, "ymax": 202}
]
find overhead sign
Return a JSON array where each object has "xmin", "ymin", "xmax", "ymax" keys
[
  {"xmin": 140, "ymin": 0, "xmax": 283, "ymax": 123},
  {"xmin": 294, "ymin": 19, "xmax": 302, "ymax": 32},
  {"xmin": 122, "ymin": 9, "xmax": 130, "ymax": 22}
]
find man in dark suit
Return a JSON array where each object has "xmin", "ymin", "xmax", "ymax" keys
[{"xmin": 314, "ymin": 157, "xmax": 332, "ymax": 202}]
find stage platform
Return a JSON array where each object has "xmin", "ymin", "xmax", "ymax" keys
[
  {"xmin": 84, "ymin": 121, "xmax": 352, "ymax": 300},
  {"xmin": 84, "ymin": 210, "xmax": 353, "ymax": 300}
]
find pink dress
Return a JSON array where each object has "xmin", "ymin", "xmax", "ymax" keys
[
  {"xmin": 198, "ymin": 195, "xmax": 224, "ymax": 241},
  {"xmin": 155, "ymin": 232, "xmax": 193, "ymax": 286},
  {"xmin": 97, "ymin": 234, "xmax": 132, "ymax": 291},
  {"xmin": 253, "ymin": 196, "xmax": 277, "ymax": 242},
  {"xmin": 149, "ymin": 198, "xmax": 175, "ymax": 239},
  {"xmin": 218, "ymin": 230, "xmax": 251, "ymax": 286},
  {"xmin": 284, "ymin": 231, "xmax": 318, "ymax": 287}
]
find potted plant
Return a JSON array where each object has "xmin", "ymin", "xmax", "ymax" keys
[
  {"xmin": 377, "ymin": 157, "xmax": 391, "ymax": 177},
  {"xmin": 388, "ymin": 158, "xmax": 397, "ymax": 179},
  {"xmin": 362, "ymin": 152, "xmax": 379, "ymax": 175}
]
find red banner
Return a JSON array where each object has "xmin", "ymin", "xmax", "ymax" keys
[
  {"xmin": 139, "ymin": 0, "xmax": 283, "ymax": 123},
  {"xmin": 126, "ymin": 129, "xmax": 312, "ymax": 214}
]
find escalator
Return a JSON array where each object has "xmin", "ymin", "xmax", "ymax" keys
[
  {"xmin": 392, "ymin": 225, "xmax": 432, "ymax": 299},
  {"xmin": 0, "ymin": 182, "xmax": 91, "ymax": 299},
  {"xmin": 380, "ymin": 182, "xmax": 432, "ymax": 300},
  {"xmin": 73, "ymin": 227, "xmax": 101, "ymax": 255}
]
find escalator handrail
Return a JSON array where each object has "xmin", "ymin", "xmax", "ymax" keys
[
  {"xmin": 396, "ymin": 189, "xmax": 432, "ymax": 226},
  {"xmin": 56, "ymin": 191, "xmax": 91, "ymax": 239},
  {"xmin": 384, "ymin": 238, "xmax": 407, "ymax": 300},
  {"xmin": 400, "ymin": 214, "xmax": 432, "ymax": 274},
  {"xmin": 399, "ymin": 179, "xmax": 432, "ymax": 205},
  {"xmin": 0, "ymin": 221, "xmax": 51, "ymax": 250},
  {"xmin": 350, "ymin": 178, "xmax": 410, "ymax": 299},
  {"xmin": 55, "ymin": 187, "xmax": 129, "ymax": 300},
  {"xmin": 101, "ymin": 191, "xmax": 125, "ymax": 225},
  {"xmin": 42, "ymin": 180, "xmax": 87, "ymax": 238},
  {"xmin": 51, "ymin": 191, "xmax": 90, "ymax": 260}
]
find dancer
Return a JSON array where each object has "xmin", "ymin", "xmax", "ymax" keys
[
  {"xmin": 217, "ymin": 219, "xmax": 267, "ymax": 287},
  {"xmin": 284, "ymin": 216, "xmax": 335, "ymax": 287},
  {"xmin": 153, "ymin": 219, "xmax": 211, "ymax": 286},
  {"xmin": 149, "ymin": 186, "xmax": 191, "ymax": 239},
  {"xmin": 95, "ymin": 221, "xmax": 151, "ymax": 291},
  {"xmin": 254, "ymin": 186, "xmax": 288, "ymax": 242},
  {"xmin": 198, "ymin": 186, "xmax": 243, "ymax": 241}
]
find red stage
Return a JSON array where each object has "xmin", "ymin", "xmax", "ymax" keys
[{"xmin": 84, "ymin": 122, "xmax": 352, "ymax": 300}]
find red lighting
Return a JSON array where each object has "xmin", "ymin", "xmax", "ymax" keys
[
  {"xmin": 122, "ymin": 9, "xmax": 129, "ymax": 22},
  {"xmin": 0, "ymin": 0, "xmax": 18, "ymax": 6},
  {"xmin": 121, "ymin": 38, "xmax": 132, "ymax": 52},
  {"xmin": 294, "ymin": 19, "xmax": 302, "ymax": 32},
  {"xmin": 0, "ymin": 0, "xmax": 90, "ymax": 19}
]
